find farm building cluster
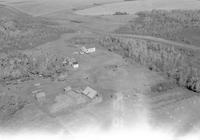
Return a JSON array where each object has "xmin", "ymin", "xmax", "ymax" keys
[
  {"xmin": 32, "ymin": 83, "xmax": 99, "ymax": 113},
  {"xmin": 28, "ymin": 46, "xmax": 98, "ymax": 113},
  {"xmin": 63, "ymin": 46, "xmax": 96, "ymax": 69}
]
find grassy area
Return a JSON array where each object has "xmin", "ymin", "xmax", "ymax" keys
[
  {"xmin": 0, "ymin": 5, "xmax": 72, "ymax": 52},
  {"xmin": 115, "ymin": 10, "xmax": 200, "ymax": 46},
  {"xmin": 99, "ymin": 35, "xmax": 200, "ymax": 93}
]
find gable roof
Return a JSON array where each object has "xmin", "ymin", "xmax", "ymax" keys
[{"xmin": 82, "ymin": 87, "xmax": 97, "ymax": 98}]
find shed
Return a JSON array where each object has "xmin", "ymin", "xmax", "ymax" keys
[
  {"xmin": 71, "ymin": 61, "xmax": 79, "ymax": 69},
  {"xmin": 82, "ymin": 87, "xmax": 97, "ymax": 99}
]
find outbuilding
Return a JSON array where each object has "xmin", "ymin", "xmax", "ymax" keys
[
  {"xmin": 86, "ymin": 48, "xmax": 96, "ymax": 53},
  {"xmin": 82, "ymin": 86, "xmax": 98, "ymax": 99},
  {"xmin": 71, "ymin": 61, "xmax": 79, "ymax": 69}
]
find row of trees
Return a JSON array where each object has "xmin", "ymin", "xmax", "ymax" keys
[{"xmin": 100, "ymin": 36, "xmax": 200, "ymax": 93}]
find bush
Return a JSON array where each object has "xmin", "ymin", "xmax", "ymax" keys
[
  {"xmin": 113, "ymin": 12, "xmax": 128, "ymax": 15},
  {"xmin": 151, "ymin": 81, "xmax": 177, "ymax": 93}
]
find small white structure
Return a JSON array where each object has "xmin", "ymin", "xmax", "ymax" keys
[
  {"xmin": 64, "ymin": 86, "xmax": 72, "ymax": 92},
  {"xmin": 81, "ymin": 47, "xmax": 96, "ymax": 54},
  {"xmin": 35, "ymin": 92, "xmax": 46, "ymax": 103},
  {"xmin": 68, "ymin": 58, "xmax": 79, "ymax": 69},
  {"xmin": 82, "ymin": 87, "xmax": 98, "ymax": 99},
  {"xmin": 71, "ymin": 61, "xmax": 79, "ymax": 69},
  {"xmin": 86, "ymin": 48, "xmax": 96, "ymax": 53}
]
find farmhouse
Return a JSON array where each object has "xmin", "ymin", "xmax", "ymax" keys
[{"xmin": 82, "ymin": 86, "xmax": 98, "ymax": 99}]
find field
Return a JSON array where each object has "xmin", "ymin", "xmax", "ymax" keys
[
  {"xmin": 75, "ymin": 0, "xmax": 200, "ymax": 15},
  {"xmin": 1, "ymin": 0, "xmax": 200, "ymax": 139},
  {"xmin": 115, "ymin": 10, "xmax": 200, "ymax": 46},
  {"xmin": 0, "ymin": 4, "xmax": 73, "ymax": 52}
]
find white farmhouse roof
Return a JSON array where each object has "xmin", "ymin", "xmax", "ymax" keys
[
  {"xmin": 81, "ymin": 47, "xmax": 96, "ymax": 54},
  {"xmin": 71, "ymin": 62, "xmax": 79, "ymax": 68},
  {"xmin": 87, "ymin": 48, "xmax": 96, "ymax": 53}
]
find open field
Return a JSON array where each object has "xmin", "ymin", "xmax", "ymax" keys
[
  {"xmin": 75, "ymin": 0, "xmax": 200, "ymax": 15},
  {"xmin": 0, "ymin": 0, "xmax": 122, "ymax": 16},
  {"xmin": 1, "ymin": 0, "xmax": 200, "ymax": 139}
]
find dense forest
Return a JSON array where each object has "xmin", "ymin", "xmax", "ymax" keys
[
  {"xmin": 100, "ymin": 35, "xmax": 200, "ymax": 93},
  {"xmin": 0, "ymin": 52, "xmax": 69, "ymax": 83},
  {"xmin": 115, "ymin": 10, "xmax": 200, "ymax": 46}
]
